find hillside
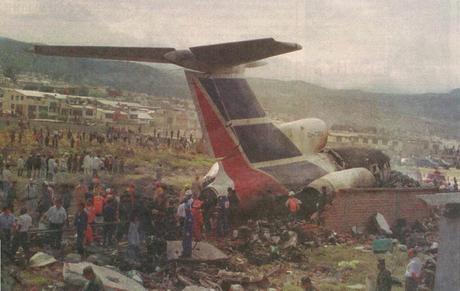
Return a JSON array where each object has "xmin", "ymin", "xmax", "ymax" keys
[
  {"xmin": 249, "ymin": 78, "xmax": 460, "ymax": 138},
  {"xmin": 1, "ymin": 37, "xmax": 458, "ymax": 138}
]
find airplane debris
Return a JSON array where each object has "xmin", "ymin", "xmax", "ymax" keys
[
  {"xmin": 374, "ymin": 213, "xmax": 393, "ymax": 235},
  {"xmin": 63, "ymin": 262, "xmax": 146, "ymax": 291},
  {"xmin": 167, "ymin": 241, "xmax": 228, "ymax": 261},
  {"xmin": 29, "ymin": 252, "xmax": 57, "ymax": 268}
]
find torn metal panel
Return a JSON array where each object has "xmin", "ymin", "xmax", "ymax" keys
[
  {"xmin": 416, "ymin": 192, "xmax": 460, "ymax": 291},
  {"xmin": 29, "ymin": 252, "xmax": 57, "ymax": 268},
  {"xmin": 433, "ymin": 216, "xmax": 460, "ymax": 291},
  {"xmin": 167, "ymin": 241, "xmax": 228, "ymax": 261},
  {"xmin": 63, "ymin": 262, "xmax": 146, "ymax": 291},
  {"xmin": 417, "ymin": 192, "xmax": 460, "ymax": 206}
]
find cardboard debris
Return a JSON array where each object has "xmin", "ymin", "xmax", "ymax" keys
[
  {"xmin": 63, "ymin": 262, "xmax": 146, "ymax": 291},
  {"xmin": 167, "ymin": 241, "xmax": 228, "ymax": 261},
  {"xmin": 29, "ymin": 252, "xmax": 57, "ymax": 268}
]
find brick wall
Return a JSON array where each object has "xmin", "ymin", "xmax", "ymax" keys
[{"xmin": 323, "ymin": 187, "xmax": 437, "ymax": 233}]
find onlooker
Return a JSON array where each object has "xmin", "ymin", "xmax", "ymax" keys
[
  {"xmin": 43, "ymin": 199, "xmax": 67, "ymax": 249},
  {"xmin": 0, "ymin": 206, "xmax": 16, "ymax": 254},
  {"xmin": 17, "ymin": 156, "xmax": 25, "ymax": 177},
  {"xmin": 376, "ymin": 258, "xmax": 393, "ymax": 291},
  {"xmin": 82, "ymin": 266, "xmax": 105, "ymax": 291},
  {"xmin": 74, "ymin": 202, "xmax": 88, "ymax": 256},
  {"xmin": 127, "ymin": 215, "xmax": 141, "ymax": 259},
  {"xmin": 102, "ymin": 197, "xmax": 116, "ymax": 247},
  {"xmin": 216, "ymin": 194, "xmax": 230, "ymax": 236},
  {"xmin": 301, "ymin": 276, "xmax": 318, "ymax": 291},
  {"xmin": 12, "ymin": 207, "xmax": 32, "ymax": 259},
  {"xmin": 405, "ymin": 249, "xmax": 422, "ymax": 291}
]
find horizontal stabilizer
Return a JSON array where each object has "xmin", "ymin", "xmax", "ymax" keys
[
  {"xmin": 189, "ymin": 38, "xmax": 301, "ymax": 69},
  {"xmin": 33, "ymin": 38, "xmax": 301, "ymax": 73},
  {"xmin": 33, "ymin": 46, "xmax": 175, "ymax": 63}
]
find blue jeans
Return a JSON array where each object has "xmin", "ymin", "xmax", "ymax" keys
[{"xmin": 217, "ymin": 210, "xmax": 229, "ymax": 236}]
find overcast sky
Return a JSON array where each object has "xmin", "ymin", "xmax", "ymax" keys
[{"xmin": 2, "ymin": 0, "xmax": 460, "ymax": 93}]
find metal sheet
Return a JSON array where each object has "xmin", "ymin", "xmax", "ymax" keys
[{"xmin": 417, "ymin": 192, "xmax": 460, "ymax": 206}]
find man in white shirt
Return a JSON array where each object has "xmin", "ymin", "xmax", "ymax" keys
[
  {"xmin": 47, "ymin": 156, "xmax": 57, "ymax": 182},
  {"xmin": 405, "ymin": 248, "xmax": 422, "ymax": 291},
  {"xmin": 43, "ymin": 199, "xmax": 67, "ymax": 249},
  {"xmin": 82, "ymin": 154, "xmax": 92, "ymax": 176},
  {"xmin": 12, "ymin": 207, "xmax": 32, "ymax": 258},
  {"xmin": 176, "ymin": 190, "xmax": 193, "ymax": 230}
]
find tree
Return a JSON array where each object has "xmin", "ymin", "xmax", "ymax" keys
[{"xmin": 3, "ymin": 66, "xmax": 18, "ymax": 83}]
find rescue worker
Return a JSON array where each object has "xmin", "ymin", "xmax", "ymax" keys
[
  {"xmin": 377, "ymin": 258, "xmax": 393, "ymax": 291},
  {"xmin": 285, "ymin": 191, "xmax": 302, "ymax": 223},
  {"xmin": 84, "ymin": 201, "xmax": 96, "ymax": 246},
  {"xmin": 93, "ymin": 191, "xmax": 105, "ymax": 217},
  {"xmin": 191, "ymin": 192, "xmax": 204, "ymax": 241}
]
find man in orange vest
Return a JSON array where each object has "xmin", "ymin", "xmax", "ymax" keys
[{"xmin": 285, "ymin": 191, "xmax": 302, "ymax": 223}]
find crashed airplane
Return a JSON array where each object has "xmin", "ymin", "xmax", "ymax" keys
[{"xmin": 33, "ymin": 38, "xmax": 391, "ymax": 210}]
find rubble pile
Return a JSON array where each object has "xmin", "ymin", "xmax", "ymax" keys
[{"xmin": 383, "ymin": 170, "xmax": 421, "ymax": 188}]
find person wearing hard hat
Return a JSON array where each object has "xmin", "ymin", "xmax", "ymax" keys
[{"xmin": 285, "ymin": 191, "xmax": 302, "ymax": 223}]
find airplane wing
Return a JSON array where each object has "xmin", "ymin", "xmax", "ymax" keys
[
  {"xmin": 33, "ymin": 45, "xmax": 175, "ymax": 63},
  {"xmin": 190, "ymin": 38, "xmax": 301, "ymax": 68},
  {"xmin": 33, "ymin": 38, "xmax": 301, "ymax": 73}
]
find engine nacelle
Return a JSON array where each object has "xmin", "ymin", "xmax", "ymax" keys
[
  {"xmin": 202, "ymin": 162, "xmax": 234, "ymax": 197},
  {"xmin": 278, "ymin": 118, "xmax": 328, "ymax": 155},
  {"xmin": 305, "ymin": 167, "xmax": 376, "ymax": 196}
]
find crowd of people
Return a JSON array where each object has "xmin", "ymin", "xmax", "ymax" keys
[
  {"xmin": 0, "ymin": 168, "xmax": 239, "ymax": 264},
  {"xmin": 5, "ymin": 121, "xmax": 197, "ymax": 152}
]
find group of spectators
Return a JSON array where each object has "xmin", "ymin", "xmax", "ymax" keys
[
  {"xmin": 0, "ymin": 169, "xmax": 241, "ymax": 264},
  {"xmin": 7, "ymin": 121, "xmax": 197, "ymax": 152}
]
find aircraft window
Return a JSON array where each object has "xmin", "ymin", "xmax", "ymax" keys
[{"xmin": 234, "ymin": 123, "xmax": 302, "ymax": 163}]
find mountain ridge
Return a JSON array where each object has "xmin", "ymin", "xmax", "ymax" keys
[{"xmin": 1, "ymin": 37, "xmax": 458, "ymax": 138}]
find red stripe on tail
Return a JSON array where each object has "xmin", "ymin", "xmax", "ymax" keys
[{"xmin": 192, "ymin": 81, "xmax": 287, "ymax": 209}]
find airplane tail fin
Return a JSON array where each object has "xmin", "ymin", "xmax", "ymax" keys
[
  {"xmin": 187, "ymin": 71, "xmax": 290, "ymax": 207},
  {"xmin": 186, "ymin": 71, "xmax": 303, "ymax": 165}
]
